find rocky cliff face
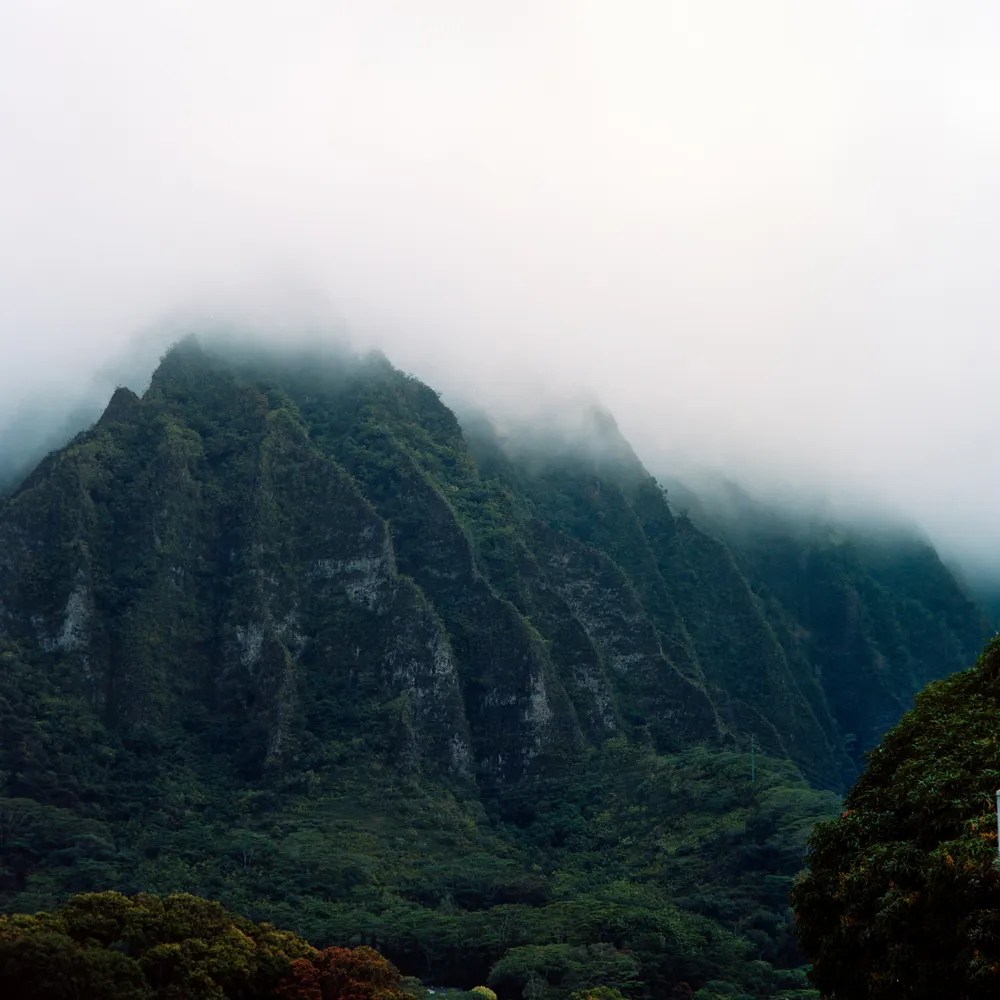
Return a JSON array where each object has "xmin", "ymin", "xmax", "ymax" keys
[
  {"xmin": 0, "ymin": 338, "xmax": 987, "ymax": 798},
  {"xmin": 663, "ymin": 476, "xmax": 989, "ymax": 774}
]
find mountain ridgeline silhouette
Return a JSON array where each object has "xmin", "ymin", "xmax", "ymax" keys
[
  {"xmin": 0, "ymin": 336, "xmax": 988, "ymax": 995},
  {"xmin": 1, "ymin": 338, "xmax": 982, "ymax": 787}
]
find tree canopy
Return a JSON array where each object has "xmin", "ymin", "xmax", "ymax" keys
[
  {"xmin": 791, "ymin": 634, "xmax": 1000, "ymax": 998},
  {"xmin": 0, "ymin": 891, "xmax": 420, "ymax": 1000}
]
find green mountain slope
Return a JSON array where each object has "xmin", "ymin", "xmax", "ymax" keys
[
  {"xmin": 664, "ymin": 476, "xmax": 988, "ymax": 771},
  {"xmin": 0, "ymin": 337, "xmax": 986, "ymax": 997}
]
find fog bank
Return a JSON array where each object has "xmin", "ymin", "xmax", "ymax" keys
[{"xmin": 2, "ymin": 1, "xmax": 999, "ymax": 573}]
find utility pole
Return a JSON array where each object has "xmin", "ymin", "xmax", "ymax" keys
[{"xmin": 751, "ymin": 734, "xmax": 756, "ymax": 785}]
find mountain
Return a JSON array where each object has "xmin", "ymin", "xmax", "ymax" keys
[
  {"xmin": 0, "ymin": 337, "xmax": 987, "ymax": 997},
  {"xmin": 660, "ymin": 474, "xmax": 988, "ymax": 772}
]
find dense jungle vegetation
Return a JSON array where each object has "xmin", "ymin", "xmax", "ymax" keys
[
  {"xmin": 0, "ymin": 889, "xmax": 435, "ymax": 999},
  {"xmin": 792, "ymin": 633, "xmax": 1000, "ymax": 998},
  {"xmin": 0, "ymin": 338, "xmax": 989, "ymax": 997}
]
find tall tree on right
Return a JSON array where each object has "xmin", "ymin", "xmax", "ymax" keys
[{"xmin": 791, "ymin": 634, "xmax": 1000, "ymax": 998}]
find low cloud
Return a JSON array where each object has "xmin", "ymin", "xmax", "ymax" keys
[{"xmin": 2, "ymin": 1, "xmax": 999, "ymax": 573}]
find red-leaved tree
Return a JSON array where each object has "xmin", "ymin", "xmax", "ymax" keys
[{"xmin": 277, "ymin": 945, "xmax": 411, "ymax": 1000}]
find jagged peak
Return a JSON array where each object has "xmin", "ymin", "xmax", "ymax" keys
[
  {"xmin": 145, "ymin": 333, "xmax": 397, "ymax": 396},
  {"xmin": 96, "ymin": 385, "xmax": 142, "ymax": 427},
  {"xmin": 459, "ymin": 394, "xmax": 648, "ymax": 490}
]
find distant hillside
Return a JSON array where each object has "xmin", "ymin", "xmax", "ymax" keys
[
  {"xmin": 659, "ymin": 474, "xmax": 989, "ymax": 773},
  {"xmin": 0, "ymin": 336, "xmax": 987, "ymax": 997}
]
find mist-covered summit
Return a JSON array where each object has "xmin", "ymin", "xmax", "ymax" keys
[
  {"xmin": 0, "ymin": 334, "xmax": 990, "ymax": 993},
  {"xmin": 0, "ymin": 336, "xmax": 985, "ymax": 793}
]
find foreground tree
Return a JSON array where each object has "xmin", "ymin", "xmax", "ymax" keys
[
  {"xmin": 277, "ymin": 945, "xmax": 413, "ymax": 1000},
  {"xmin": 0, "ymin": 891, "xmax": 414, "ymax": 1000},
  {"xmin": 791, "ymin": 635, "xmax": 1000, "ymax": 998}
]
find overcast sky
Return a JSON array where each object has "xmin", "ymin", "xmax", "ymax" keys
[{"xmin": 2, "ymin": 1, "xmax": 999, "ymax": 568}]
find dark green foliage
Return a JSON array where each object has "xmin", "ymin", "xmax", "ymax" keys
[
  {"xmin": 487, "ymin": 942, "xmax": 639, "ymax": 998},
  {"xmin": 468, "ymin": 423, "xmax": 985, "ymax": 790},
  {"xmin": 791, "ymin": 634, "xmax": 1000, "ymax": 998},
  {"xmin": 0, "ymin": 890, "xmax": 316, "ymax": 998},
  {"xmin": 669, "ymin": 478, "xmax": 988, "ymax": 775},
  {"xmin": 0, "ymin": 337, "xmax": 987, "ymax": 998}
]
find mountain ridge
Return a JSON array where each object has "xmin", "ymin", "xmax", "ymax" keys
[
  {"xmin": 0, "ymin": 335, "xmax": 988, "ymax": 995},
  {"xmin": 0, "ymin": 337, "xmax": 986, "ymax": 791}
]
